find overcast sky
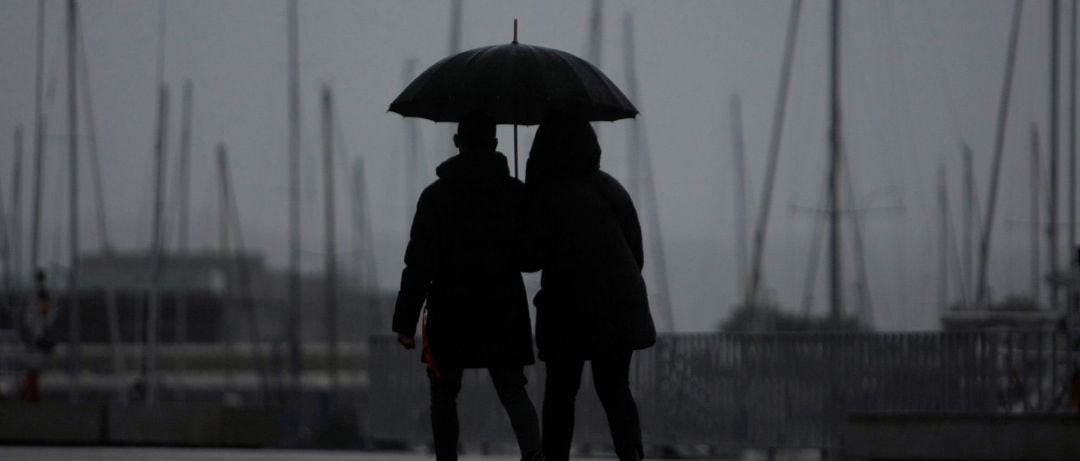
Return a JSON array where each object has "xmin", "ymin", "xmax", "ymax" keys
[{"xmin": 0, "ymin": 0, "xmax": 1069, "ymax": 332}]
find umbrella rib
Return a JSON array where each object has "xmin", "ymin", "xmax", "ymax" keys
[{"xmin": 391, "ymin": 42, "xmax": 635, "ymax": 124}]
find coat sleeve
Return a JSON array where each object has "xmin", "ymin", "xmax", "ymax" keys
[
  {"xmin": 519, "ymin": 186, "xmax": 554, "ymax": 273},
  {"xmin": 604, "ymin": 174, "xmax": 645, "ymax": 271},
  {"xmin": 622, "ymin": 197, "xmax": 645, "ymax": 271},
  {"xmin": 392, "ymin": 186, "xmax": 438, "ymax": 337}
]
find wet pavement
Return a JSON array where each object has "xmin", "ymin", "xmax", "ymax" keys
[{"xmin": 0, "ymin": 448, "xmax": 515, "ymax": 461}]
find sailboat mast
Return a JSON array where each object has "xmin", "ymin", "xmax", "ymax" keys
[
  {"xmin": 443, "ymin": 0, "xmax": 463, "ymax": 160},
  {"xmin": 939, "ymin": 165, "xmax": 949, "ymax": 311},
  {"xmin": 321, "ymin": 84, "xmax": 339, "ymax": 398},
  {"xmin": 1, "ymin": 137, "xmax": 10, "ymax": 305},
  {"xmin": 976, "ymin": 0, "xmax": 1024, "ymax": 307},
  {"xmin": 730, "ymin": 95, "xmax": 749, "ymax": 305},
  {"xmin": 286, "ymin": 0, "xmax": 302, "ymax": 404},
  {"xmin": 403, "ymin": 59, "xmax": 420, "ymax": 227},
  {"xmin": 216, "ymin": 143, "xmax": 236, "ymax": 398},
  {"xmin": 176, "ymin": 80, "xmax": 192, "ymax": 253},
  {"xmin": 1050, "ymin": 0, "xmax": 1061, "ymax": 309},
  {"xmin": 30, "ymin": 0, "xmax": 46, "ymax": 274},
  {"xmin": 172, "ymin": 79, "xmax": 193, "ymax": 400},
  {"xmin": 587, "ymin": 0, "xmax": 603, "ymax": 67},
  {"xmin": 76, "ymin": 15, "xmax": 111, "ymax": 253},
  {"xmin": 1070, "ymin": 0, "xmax": 1077, "ymax": 266},
  {"xmin": 11, "ymin": 127, "xmax": 22, "ymax": 288},
  {"xmin": 623, "ymin": 13, "xmax": 675, "ymax": 331},
  {"xmin": 963, "ymin": 144, "xmax": 974, "ymax": 305},
  {"xmin": 1031, "ymin": 124, "xmax": 1042, "ymax": 306},
  {"xmin": 827, "ymin": 0, "xmax": 843, "ymax": 321},
  {"xmin": 66, "ymin": 0, "xmax": 82, "ymax": 402},
  {"xmin": 218, "ymin": 143, "xmax": 271, "ymax": 404},
  {"xmin": 145, "ymin": 84, "xmax": 169, "ymax": 405},
  {"xmin": 746, "ymin": 0, "xmax": 801, "ymax": 309},
  {"xmin": 449, "ymin": 0, "xmax": 462, "ymax": 56}
]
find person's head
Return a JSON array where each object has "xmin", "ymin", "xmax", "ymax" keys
[
  {"xmin": 453, "ymin": 114, "xmax": 497, "ymax": 152},
  {"xmin": 526, "ymin": 111, "xmax": 600, "ymax": 185},
  {"xmin": 530, "ymin": 111, "xmax": 599, "ymax": 161}
]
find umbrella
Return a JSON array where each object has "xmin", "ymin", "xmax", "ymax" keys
[{"xmin": 389, "ymin": 21, "xmax": 637, "ymax": 175}]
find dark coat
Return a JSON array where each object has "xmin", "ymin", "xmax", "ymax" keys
[
  {"xmin": 524, "ymin": 120, "xmax": 656, "ymax": 361},
  {"xmin": 392, "ymin": 150, "xmax": 534, "ymax": 368}
]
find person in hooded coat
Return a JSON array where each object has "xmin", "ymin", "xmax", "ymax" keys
[
  {"xmin": 524, "ymin": 114, "xmax": 656, "ymax": 461},
  {"xmin": 393, "ymin": 117, "xmax": 540, "ymax": 461}
]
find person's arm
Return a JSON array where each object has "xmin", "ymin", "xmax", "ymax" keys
[
  {"xmin": 519, "ymin": 185, "xmax": 554, "ymax": 273},
  {"xmin": 392, "ymin": 186, "xmax": 438, "ymax": 347},
  {"xmin": 623, "ymin": 199, "xmax": 645, "ymax": 271},
  {"xmin": 602, "ymin": 174, "xmax": 645, "ymax": 271}
]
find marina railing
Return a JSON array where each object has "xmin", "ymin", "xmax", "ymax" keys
[{"xmin": 365, "ymin": 329, "xmax": 1078, "ymax": 451}]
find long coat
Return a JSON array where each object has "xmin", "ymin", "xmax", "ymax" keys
[
  {"xmin": 524, "ymin": 121, "xmax": 656, "ymax": 361},
  {"xmin": 392, "ymin": 150, "xmax": 534, "ymax": 368}
]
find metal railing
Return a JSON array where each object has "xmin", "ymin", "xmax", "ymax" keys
[{"xmin": 364, "ymin": 329, "xmax": 1079, "ymax": 450}]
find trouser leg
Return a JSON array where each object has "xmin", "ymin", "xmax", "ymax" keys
[
  {"xmin": 430, "ymin": 366, "xmax": 463, "ymax": 461},
  {"xmin": 592, "ymin": 349, "xmax": 643, "ymax": 461},
  {"xmin": 489, "ymin": 366, "xmax": 541, "ymax": 460},
  {"xmin": 542, "ymin": 358, "xmax": 585, "ymax": 461}
]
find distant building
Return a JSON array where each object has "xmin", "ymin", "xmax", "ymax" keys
[
  {"xmin": 941, "ymin": 295, "xmax": 1064, "ymax": 332},
  {"xmin": 50, "ymin": 251, "xmax": 393, "ymax": 344}
]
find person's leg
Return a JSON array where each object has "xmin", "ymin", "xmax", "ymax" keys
[
  {"xmin": 430, "ymin": 366, "xmax": 464, "ymax": 461},
  {"xmin": 592, "ymin": 349, "xmax": 643, "ymax": 461},
  {"xmin": 489, "ymin": 367, "xmax": 541, "ymax": 460},
  {"xmin": 542, "ymin": 358, "xmax": 585, "ymax": 461}
]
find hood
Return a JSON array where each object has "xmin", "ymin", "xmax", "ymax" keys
[
  {"xmin": 526, "ymin": 116, "xmax": 601, "ymax": 187},
  {"xmin": 435, "ymin": 149, "xmax": 511, "ymax": 188}
]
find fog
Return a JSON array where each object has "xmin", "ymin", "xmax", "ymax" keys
[{"xmin": 0, "ymin": 0, "xmax": 1067, "ymax": 332}]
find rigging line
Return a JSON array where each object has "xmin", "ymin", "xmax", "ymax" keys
[
  {"xmin": 798, "ymin": 173, "xmax": 829, "ymax": 320},
  {"xmin": 156, "ymin": 0, "xmax": 166, "ymax": 88},
  {"xmin": 30, "ymin": 0, "xmax": 47, "ymax": 275},
  {"xmin": 746, "ymin": 0, "xmax": 802, "ymax": 307},
  {"xmin": 944, "ymin": 174, "xmax": 970, "ymax": 308},
  {"xmin": 976, "ymin": 0, "xmax": 1024, "ymax": 307},
  {"xmin": 840, "ymin": 146, "xmax": 875, "ymax": 327},
  {"xmin": 326, "ymin": 88, "xmax": 377, "ymax": 291},
  {"xmin": 330, "ymin": 94, "xmax": 363, "ymax": 285},
  {"xmin": 75, "ymin": 10, "xmax": 111, "ymax": 253},
  {"xmin": 1, "ymin": 155, "xmax": 11, "ymax": 300},
  {"xmin": 44, "ymin": 31, "xmax": 65, "ymax": 116},
  {"xmin": 845, "ymin": 3, "xmax": 905, "ymax": 324},
  {"xmin": 220, "ymin": 147, "xmax": 272, "ymax": 405},
  {"xmin": 163, "ymin": 81, "xmax": 193, "ymax": 253},
  {"xmin": 880, "ymin": 4, "xmax": 925, "ymax": 323}
]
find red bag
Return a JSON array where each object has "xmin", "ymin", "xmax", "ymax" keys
[{"xmin": 422, "ymin": 310, "xmax": 441, "ymax": 380}]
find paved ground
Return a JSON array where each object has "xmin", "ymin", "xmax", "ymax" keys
[
  {"xmin": 0, "ymin": 446, "xmax": 827, "ymax": 460},
  {"xmin": 0, "ymin": 447, "xmax": 681, "ymax": 461},
  {"xmin": 0, "ymin": 448, "xmax": 509, "ymax": 461}
]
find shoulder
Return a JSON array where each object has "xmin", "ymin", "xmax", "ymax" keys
[
  {"xmin": 420, "ymin": 179, "xmax": 446, "ymax": 198},
  {"xmin": 505, "ymin": 176, "xmax": 526, "ymax": 192},
  {"xmin": 416, "ymin": 180, "xmax": 447, "ymax": 210},
  {"xmin": 595, "ymin": 171, "xmax": 632, "ymax": 201}
]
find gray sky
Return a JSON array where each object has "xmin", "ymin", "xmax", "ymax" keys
[{"xmin": 0, "ymin": 0, "xmax": 1067, "ymax": 332}]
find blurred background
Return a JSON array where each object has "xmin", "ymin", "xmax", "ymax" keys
[{"xmin": 0, "ymin": 0, "xmax": 1078, "ymax": 458}]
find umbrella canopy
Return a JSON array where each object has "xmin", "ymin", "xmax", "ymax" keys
[{"xmin": 389, "ymin": 42, "xmax": 637, "ymax": 125}]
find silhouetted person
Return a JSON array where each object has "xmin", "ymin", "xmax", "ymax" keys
[
  {"xmin": 19, "ymin": 269, "xmax": 56, "ymax": 402},
  {"xmin": 393, "ymin": 116, "xmax": 540, "ymax": 461},
  {"xmin": 524, "ymin": 114, "xmax": 656, "ymax": 461}
]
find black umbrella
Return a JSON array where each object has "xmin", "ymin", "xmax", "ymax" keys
[{"xmin": 389, "ymin": 22, "xmax": 637, "ymax": 176}]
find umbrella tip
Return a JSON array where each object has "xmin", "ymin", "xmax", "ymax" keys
[{"xmin": 513, "ymin": 19, "xmax": 518, "ymax": 44}]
